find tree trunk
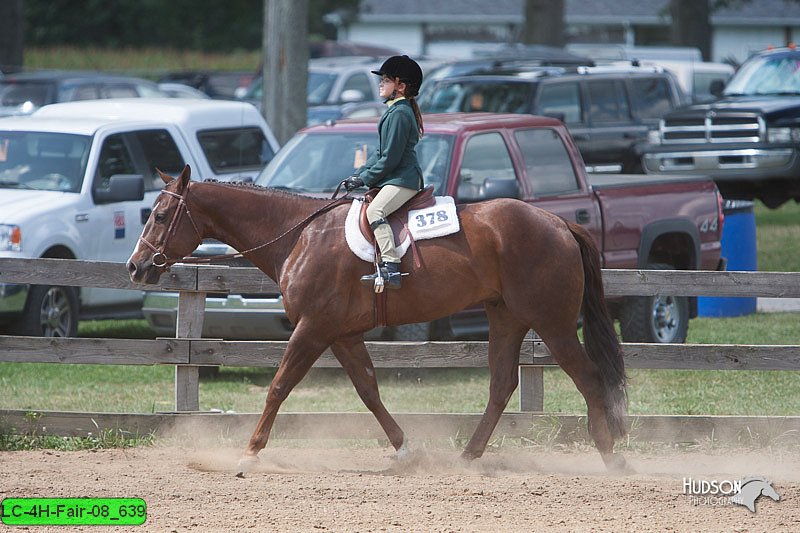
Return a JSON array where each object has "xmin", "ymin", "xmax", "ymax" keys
[
  {"xmin": 670, "ymin": 0, "xmax": 712, "ymax": 61},
  {"xmin": 263, "ymin": 0, "xmax": 309, "ymax": 145},
  {"xmin": 0, "ymin": 0, "xmax": 25, "ymax": 73},
  {"xmin": 521, "ymin": 0, "xmax": 565, "ymax": 47}
]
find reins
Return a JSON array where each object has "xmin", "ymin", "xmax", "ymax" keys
[{"xmin": 141, "ymin": 180, "xmax": 354, "ymax": 267}]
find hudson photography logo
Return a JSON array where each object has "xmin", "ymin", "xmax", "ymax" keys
[{"xmin": 682, "ymin": 476, "xmax": 781, "ymax": 512}]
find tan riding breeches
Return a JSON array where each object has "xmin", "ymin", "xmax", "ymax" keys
[{"xmin": 365, "ymin": 184, "xmax": 418, "ymax": 264}]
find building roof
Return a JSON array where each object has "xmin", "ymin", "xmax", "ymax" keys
[{"xmin": 358, "ymin": 0, "xmax": 800, "ymax": 26}]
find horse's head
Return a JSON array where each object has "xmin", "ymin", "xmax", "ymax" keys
[{"xmin": 127, "ymin": 165, "xmax": 204, "ymax": 284}]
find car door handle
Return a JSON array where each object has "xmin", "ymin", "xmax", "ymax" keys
[
  {"xmin": 140, "ymin": 208, "xmax": 152, "ymax": 225},
  {"xmin": 575, "ymin": 209, "xmax": 591, "ymax": 224}
]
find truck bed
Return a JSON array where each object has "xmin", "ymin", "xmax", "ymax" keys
[{"xmin": 586, "ymin": 172, "xmax": 713, "ymax": 190}]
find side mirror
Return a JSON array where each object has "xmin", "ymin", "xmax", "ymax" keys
[
  {"xmin": 93, "ymin": 174, "xmax": 145, "ymax": 204},
  {"xmin": 457, "ymin": 176, "xmax": 520, "ymax": 202},
  {"xmin": 709, "ymin": 79, "xmax": 726, "ymax": 98},
  {"xmin": 340, "ymin": 89, "xmax": 365, "ymax": 103},
  {"xmin": 542, "ymin": 111, "xmax": 566, "ymax": 123},
  {"xmin": 482, "ymin": 177, "xmax": 520, "ymax": 200}
]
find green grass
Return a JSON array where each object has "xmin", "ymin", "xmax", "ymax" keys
[
  {"xmin": 754, "ymin": 199, "xmax": 800, "ymax": 272},
  {"xmin": 24, "ymin": 46, "xmax": 261, "ymax": 77}
]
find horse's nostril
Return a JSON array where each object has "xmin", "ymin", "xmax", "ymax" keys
[{"xmin": 127, "ymin": 261, "xmax": 137, "ymax": 275}]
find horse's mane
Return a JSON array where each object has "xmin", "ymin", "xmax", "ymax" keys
[{"xmin": 199, "ymin": 178, "xmax": 334, "ymax": 203}]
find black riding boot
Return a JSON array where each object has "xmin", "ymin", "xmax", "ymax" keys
[{"xmin": 360, "ymin": 261, "xmax": 403, "ymax": 289}]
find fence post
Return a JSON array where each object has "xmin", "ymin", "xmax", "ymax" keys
[
  {"xmin": 174, "ymin": 291, "xmax": 205, "ymax": 411},
  {"xmin": 518, "ymin": 331, "xmax": 544, "ymax": 412},
  {"xmin": 519, "ymin": 367, "xmax": 544, "ymax": 411}
]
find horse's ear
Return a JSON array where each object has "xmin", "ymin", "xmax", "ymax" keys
[
  {"xmin": 177, "ymin": 164, "xmax": 192, "ymax": 190},
  {"xmin": 156, "ymin": 168, "xmax": 174, "ymax": 185}
]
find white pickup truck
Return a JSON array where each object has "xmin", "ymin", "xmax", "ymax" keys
[{"xmin": 0, "ymin": 98, "xmax": 279, "ymax": 337}]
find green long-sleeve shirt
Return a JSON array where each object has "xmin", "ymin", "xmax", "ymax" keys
[{"xmin": 357, "ymin": 98, "xmax": 423, "ymax": 190}]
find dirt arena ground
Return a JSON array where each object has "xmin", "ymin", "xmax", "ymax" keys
[{"xmin": 1, "ymin": 442, "xmax": 797, "ymax": 532}]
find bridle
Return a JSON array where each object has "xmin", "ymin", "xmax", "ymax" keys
[
  {"xmin": 138, "ymin": 180, "xmax": 354, "ymax": 269},
  {"xmin": 137, "ymin": 187, "xmax": 202, "ymax": 268}
]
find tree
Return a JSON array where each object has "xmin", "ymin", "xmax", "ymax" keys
[
  {"xmin": 670, "ymin": 0, "xmax": 712, "ymax": 61},
  {"xmin": 0, "ymin": 0, "xmax": 24, "ymax": 73},
  {"xmin": 521, "ymin": 0, "xmax": 565, "ymax": 47},
  {"xmin": 263, "ymin": 0, "xmax": 309, "ymax": 145}
]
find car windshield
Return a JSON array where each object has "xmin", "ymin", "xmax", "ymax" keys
[
  {"xmin": 307, "ymin": 71, "xmax": 337, "ymax": 105},
  {"xmin": 724, "ymin": 54, "xmax": 800, "ymax": 95},
  {"xmin": 419, "ymin": 80, "xmax": 533, "ymax": 113},
  {"xmin": 0, "ymin": 131, "xmax": 91, "ymax": 192},
  {"xmin": 255, "ymin": 132, "xmax": 454, "ymax": 194}
]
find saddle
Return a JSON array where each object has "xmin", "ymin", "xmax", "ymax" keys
[{"xmin": 358, "ymin": 185, "xmax": 436, "ymax": 245}]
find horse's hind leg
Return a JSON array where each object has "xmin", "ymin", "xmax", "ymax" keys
[
  {"xmin": 331, "ymin": 335, "xmax": 406, "ymax": 454},
  {"xmin": 462, "ymin": 303, "xmax": 529, "ymax": 460},
  {"xmin": 538, "ymin": 333, "xmax": 629, "ymax": 472},
  {"xmin": 237, "ymin": 321, "xmax": 329, "ymax": 475}
]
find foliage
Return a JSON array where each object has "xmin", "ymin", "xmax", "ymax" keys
[{"xmin": 22, "ymin": 0, "xmax": 360, "ymax": 52}]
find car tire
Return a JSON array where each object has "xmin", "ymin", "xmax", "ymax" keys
[
  {"xmin": 390, "ymin": 321, "xmax": 431, "ymax": 341},
  {"xmin": 620, "ymin": 263, "xmax": 689, "ymax": 344},
  {"xmin": 14, "ymin": 285, "xmax": 79, "ymax": 337}
]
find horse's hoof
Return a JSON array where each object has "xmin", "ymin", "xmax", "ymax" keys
[
  {"xmin": 603, "ymin": 453, "xmax": 635, "ymax": 475},
  {"xmin": 235, "ymin": 455, "xmax": 259, "ymax": 478},
  {"xmin": 395, "ymin": 441, "xmax": 412, "ymax": 462},
  {"xmin": 460, "ymin": 449, "xmax": 480, "ymax": 462}
]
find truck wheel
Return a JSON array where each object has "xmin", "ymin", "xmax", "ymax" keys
[
  {"xmin": 391, "ymin": 321, "xmax": 431, "ymax": 341},
  {"xmin": 620, "ymin": 263, "xmax": 689, "ymax": 344},
  {"xmin": 14, "ymin": 285, "xmax": 79, "ymax": 337}
]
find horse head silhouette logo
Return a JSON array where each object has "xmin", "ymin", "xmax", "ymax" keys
[{"xmin": 729, "ymin": 476, "xmax": 780, "ymax": 513}]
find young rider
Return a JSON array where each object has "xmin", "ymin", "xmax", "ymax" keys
[{"xmin": 344, "ymin": 55, "xmax": 425, "ymax": 290}]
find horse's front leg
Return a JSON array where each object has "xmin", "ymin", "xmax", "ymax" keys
[
  {"xmin": 330, "ymin": 335, "xmax": 407, "ymax": 456},
  {"xmin": 462, "ymin": 304, "xmax": 528, "ymax": 460},
  {"xmin": 237, "ymin": 321, "xmax": 329, "ymax": 477}
]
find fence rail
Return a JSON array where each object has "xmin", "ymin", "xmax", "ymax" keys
[{"xmin": 1, "ymin": 258, "xmax": 798, "ymax": 441}]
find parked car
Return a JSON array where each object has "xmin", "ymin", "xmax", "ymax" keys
[
  {"xmin": 240, "ymin": 56, "xmax": 383, "ymax": 124},
  {"xmin": 306, "ymin": 101, "xmax": 386, "ymax": 125},
  {"xmin": 639, "ymin": 46, "xmax": 800, "ymax": 208},
  {"xmin": 143, "ymin": 113, "xmax": 724, "ymax": 344},
  {"xmin": 418, "ymin": 64, "xmax": 687, "ymax": 173},
  {"xmin": 0, "ymin": 98, "xmax": 280, "ymax": 337},
  {"xmin": 157, "ymin": 70, "xmax": 256, "ymax": 100},
  {"xmin": 0, "ymin": 71, "xmax": 166, "ymax": 117},
  {"xmin": 157, "ymin": 82, "xmax": 211, "ymax": 99}
]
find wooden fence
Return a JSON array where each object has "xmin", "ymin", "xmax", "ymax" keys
[{"xmin": 1, "ymin": 258, "xmax": 799, "ymax": 443}]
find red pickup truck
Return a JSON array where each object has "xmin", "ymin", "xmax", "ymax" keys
[{"xmin": 143, "ymin": 113, "xmax": 724, "ymax": 343}]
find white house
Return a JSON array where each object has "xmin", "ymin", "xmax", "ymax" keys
[{"xmin": 339, "ymin": 0, "xmax": 800, "ymax": 64}]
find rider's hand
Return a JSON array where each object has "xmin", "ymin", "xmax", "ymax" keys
[{"xmin": 344, "ymin": 175, "xmax": 364, "ymax": 191}]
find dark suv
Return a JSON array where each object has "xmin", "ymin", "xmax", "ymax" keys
[{"xmin": 418, "ymin": 66, "xmax": 686, "ymax": 173}]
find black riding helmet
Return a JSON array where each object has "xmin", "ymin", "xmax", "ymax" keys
[{"xmin": 371, "ymin": 55, "xmax": 423, "ymax": 90}]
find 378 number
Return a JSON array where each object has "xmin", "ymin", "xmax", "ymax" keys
[{"xmin": 415, "ymin": 210, "xmax": 448, "ymax": 227}]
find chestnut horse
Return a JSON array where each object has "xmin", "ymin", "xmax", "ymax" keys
[{"xmin": 127, "ymin": 166, "xmax": 629, "ymax": 475}]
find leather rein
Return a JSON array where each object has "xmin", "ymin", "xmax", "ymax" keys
[{"xmin": 138, "ymin": 180, "xmax": 353, "ymax": 268}]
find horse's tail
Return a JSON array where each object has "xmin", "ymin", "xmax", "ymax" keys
[{"xmin": 567, "ymin": 221, "xmax": 628, "ymax": 439}]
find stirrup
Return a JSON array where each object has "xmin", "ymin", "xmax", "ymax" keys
[{"xmin": 360, "ymin": 262, "xmax": 404, "ymax": 292}]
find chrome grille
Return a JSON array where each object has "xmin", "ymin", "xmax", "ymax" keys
[{"xmin": 661, "ymin": 113, "xmax": 763, "ymax": 144}]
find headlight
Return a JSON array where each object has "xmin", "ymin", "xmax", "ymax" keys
[
  {"xmin": 0, "ymin": 224, "xmax": 22, "ymax": 252},
  {"xmin": 767, "ymin": 127, "xmax": 800, "ymax": 143},
  {"xmin": 647, "ymin": 129, "xmax": 661, "ymax": 145}
]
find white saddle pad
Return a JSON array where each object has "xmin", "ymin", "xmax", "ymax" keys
[{"xmin": 345, "ymin": 196, "xmax": 460, "ymax": 263}]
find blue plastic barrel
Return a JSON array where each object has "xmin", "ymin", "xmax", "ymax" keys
[{"xmin": 697, "ymin": 200, "xmax": 757, "ymax": 317}]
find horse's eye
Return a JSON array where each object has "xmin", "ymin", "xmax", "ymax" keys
[{"xmin": 154, "ymin": 212, "xmax": 167, "ymax": 224}]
